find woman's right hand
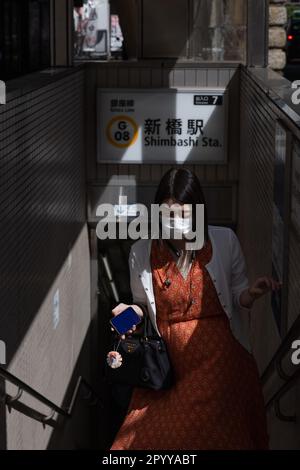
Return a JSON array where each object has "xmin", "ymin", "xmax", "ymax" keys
[{"xmin": 111, "ymin": 303, "xmax": 144, "ymax": 340}]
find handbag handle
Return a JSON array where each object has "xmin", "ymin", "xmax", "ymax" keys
[
  {"xmin": 143, "ymin": 311, "xmax": 155, "ymax": 339},
  {"xmin": 132, "ymin": 302, "xmax": 158, "ymax": 339}
]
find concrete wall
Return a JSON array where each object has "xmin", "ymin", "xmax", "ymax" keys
[{"xmin": 0, "ymin": 68, "xmax": 94, "ymax": 449}]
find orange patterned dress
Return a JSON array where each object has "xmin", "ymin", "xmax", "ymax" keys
[{"xmin": 110, "ymin": 238, "xmax": 269, "ymax": 450}]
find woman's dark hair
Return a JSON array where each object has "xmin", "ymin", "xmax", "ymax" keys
[{"xmin": 154, "ymin": 167, "xmax": 209, "ymax": 243}]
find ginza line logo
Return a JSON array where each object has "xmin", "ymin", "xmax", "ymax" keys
[{"xmin": 0, "ymin": 340, "xmax": 6, "ymax": 365}]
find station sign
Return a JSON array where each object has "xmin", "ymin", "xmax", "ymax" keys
[{"xmin": 97, "ymin": 87, "xmax": 228, "ymax": 164}]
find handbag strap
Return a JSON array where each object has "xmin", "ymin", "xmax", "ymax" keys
[{"xmin": 132, "ymin": 302, "xmax": 158, "ymax": 339}]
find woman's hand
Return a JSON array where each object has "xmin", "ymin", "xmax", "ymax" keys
[
  {"xmin": 248, "ymin": 276, "xmax": 282, "ymax": 301},
  {"xmin": 239, "ymin": 277, "xmax": 282, "ymax": 309},
  {"xmin": 111, "ymin": 303, "xmax": 144, "ymax": 340}
]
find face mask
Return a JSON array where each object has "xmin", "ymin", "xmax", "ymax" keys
[{"xmin": 161, "ymin": 216, "xmax": 193, "ymax": 238}]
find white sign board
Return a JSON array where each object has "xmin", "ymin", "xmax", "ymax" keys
[{"xmin": 97, "ymin": 88, "xmax": 228, "ymax": 164}]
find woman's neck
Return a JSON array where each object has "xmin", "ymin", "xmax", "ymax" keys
[
  {"xmin": 168, "ymin": 238, "xmax": 187, "ymax": 252},
  {"xmin": 168, "ymin": 236, "xmax": 208, "ymax": 253}
]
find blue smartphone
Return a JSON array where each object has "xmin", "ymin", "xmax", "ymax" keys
[{"xmin": 110, "ymin": 306, "xmax": 142, "ymax": 336}]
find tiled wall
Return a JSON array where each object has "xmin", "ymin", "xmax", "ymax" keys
[
  {"xmin": 0, "ymin": 69, "xmax": 92, "ymax": 449},
  {"xmin": 239, "ymin": 65, "xmax": 300, "ymax": 449}
]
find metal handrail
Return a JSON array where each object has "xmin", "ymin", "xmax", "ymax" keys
[
  {"xmin": 260, "ymin": 315, "xmax": 300, "ymax": 421},
  {"xmin": 0, "ymin": 366, "xmax": 99, "ymax": 424},
  {"xmin": 261, "ymin": 314, "xmax": 300, "ymax": 386},
  {"xmin": 265, "ymin": 367, "xmax": 300, "ymax": 422}
]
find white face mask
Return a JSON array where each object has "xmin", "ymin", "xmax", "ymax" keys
[{"xmin": 161, "ymin": 215, "xmax": 193, "ymax": 238}]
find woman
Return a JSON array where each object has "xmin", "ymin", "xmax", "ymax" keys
[{"xmin": 109, "ymin": 168, "xmax": 281, "ymax": 450}]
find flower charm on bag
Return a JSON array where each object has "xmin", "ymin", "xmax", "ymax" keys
[{"xmin": 106, "ymin": 350, "xmax": 123, "ymax": 369}]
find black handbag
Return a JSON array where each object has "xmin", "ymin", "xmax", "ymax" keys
[{"xmin": 105, "ymin": 305, "xmax": 174, "ymax": 391}]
